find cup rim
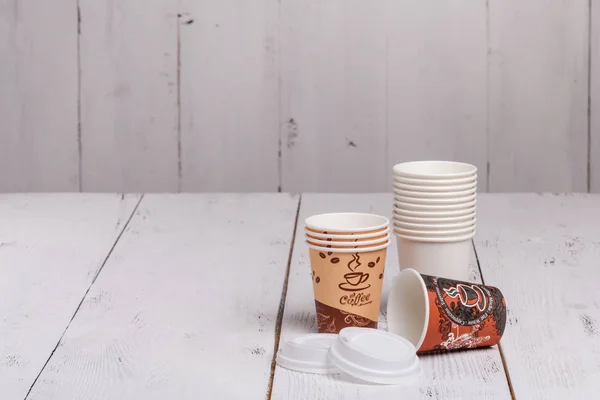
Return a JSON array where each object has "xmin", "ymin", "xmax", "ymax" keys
[
  {"xmin": 387, "ymin": 268, "xmax": 430, "ymax": 350},
  {"xmin": 393, "ymin": 207, "xmax": 476, "ymax": 218},
  {"xmin": 304, "ymin": 213, "xmax": 390, "ymax": 233},
  {"xmin": 393, "ymin": 181, "xmax": 477, "ymax": 192},
  {"xmin": 305, "ymin": 227, "xmax": 390, "ymax": 240},
  {"xmin": 394, "ymin": 175, "xmax": 477, "ymax": 186},
  {"xmin": 393, "ymin": 211, "xmax": 476, "ymax": 224},
  {"xmin": 394, "ymin": 225, "xmax": 475, "ymax": 237},
  {"xmin": 393, "ymin": 186, "xmax": 477, "ymax": 198},
  {"xmin": 393, "ymin": 229, "xmax": 475, "ymax": 242},
  {"xmin": 305, "ymin": 233, "xmax": 390, "ymax": 247},
  {"xmin": 393, "ymin": 218, "xmax": 476, "ymax": 230},
  {"xmin": 392, "ymin": 161, "xmax": 477, "ymax": 179},
  {"xmin": 394, "ymin": 199, "xmax": 477, "ymax": 211},
  {"xmin": 306, "ymin": 239, "xmax": 391, "ymax": 253},
  {"xmin": 394, "ymin": 193, "xmax": 476, "ymax": 205}
]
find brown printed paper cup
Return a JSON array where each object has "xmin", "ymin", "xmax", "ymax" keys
[
  {"xmin": 387, "ymin": 268, "xmax": 506, "ymax": 353},
  {"xmin": 308, "ymin": 245, "xmax": 388, "ymax": 334}
]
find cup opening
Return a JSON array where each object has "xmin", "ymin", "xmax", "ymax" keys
[
  {"xmin": 304, "ymin": 213, "xmax": 389, "ymax": 233},
  {"xmin": 393, "ymin": 161, "xmax": 477, "ymax": 178},
  {"xmin": 388, "ymin": 269, "xmax": 429, "ymax": 349}
]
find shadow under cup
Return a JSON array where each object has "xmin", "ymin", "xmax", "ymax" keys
[
  {"xmin": 387, "ymin": 269, "xmax": 506, "ymax": 353},
  {"xmin": 307, "ymin": 245, "xmax": 388, "ymax": 334}
]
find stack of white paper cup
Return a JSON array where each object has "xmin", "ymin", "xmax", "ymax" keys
[{"xmin": 392, "ymin": 161, "xmax": 477, "ymax": 281}]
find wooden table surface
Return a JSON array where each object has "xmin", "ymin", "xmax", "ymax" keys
[{"xmin": 1, "ymin": 193, "xmax": 598, "ymax": 400}]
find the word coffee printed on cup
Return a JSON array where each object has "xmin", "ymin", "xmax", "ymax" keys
[
  {"xmin": 308, "ymin": 246, "xmax": 387, "ymax": 334},
  {"xmin": 388, "ymin": 269, "xmax": 506, "ymax": 353}
]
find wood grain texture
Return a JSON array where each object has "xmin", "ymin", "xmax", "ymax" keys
[
  {"xmin": 592, "ymin": 1, "xmax": 600, "ymax": 193},
  {"xmin": 79, "ymin": 0, "xmax": 179, "ymax": 192},
  {"xmin": 0, "ymin": 0, "xmax": 79, "ymax": 192},
  {"xmin": 280, "ymin": 0, "xmax": 388, "ymax": 192},
  {"xmin": 488, "ymin": 0, "xmax": 589, "ymax": 192},
  {"xmin": 0, "ymin": 194, "xmax": 140, "ymax": 399},
  {"xmin": 474, "ymin": 194, "xmax": 600, "ymax": 399},
  {"xmin": 179, "ymin": 0, "xmax": 280, "ymax": 192},
  {"xmin": 271, "ymin": 193, "xmax": 512, "ymax": 399},
  {"xmin": 27, "ymin": 194, "xmax": 299, "ymax": 399},
  {"xmin": 386, "ymin": 0, "xmax": 488, "ymax": 190}
]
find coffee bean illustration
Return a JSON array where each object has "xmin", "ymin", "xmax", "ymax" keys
[
  {"xmin": 368, "ymin": 262, "xmax": 375, "ymax": 268},
  {"xmin": 319, "ymin": 252, "xmax": 326, "ymax": 259},
  {"xmin": 376, "ymin": 257, "xmax": 380, "ymax": 263},
  {"xmin": 316, "ymin": 277, "xmax": 320, "ymax": 283},
  {"xmin": 330, "ymin": 257, "xmax": 340, "ymax": 264},
  {"xmin": 379, "ymin": 273, "xmax": 383, "ymax": 279}
]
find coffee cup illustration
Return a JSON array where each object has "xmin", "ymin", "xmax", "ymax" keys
[{"xmin": 339, "ymin": 272, "xmax": 371, "ymax": 291}]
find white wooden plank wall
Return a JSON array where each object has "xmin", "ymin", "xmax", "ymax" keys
[
  {"xmin": 79, "ymin": 0, "xmax": 179, "ymax": 192},
  {"xmin": 386, "ymin": 0, "xmax": 488, "ymax": 190},
  {"xmin": 487, "ymin": 0, "xmax": 589, "ymax": 192},
  {"xmin": 280, "ymin": 0, "xmax": 388, "ymax": 192},
  {"xmin": 0, "ymin": 1, "xmax": 599, "ymax": 193},
  {"xmin": 180, "ymin": 0, "xmax": 280, "ymax": 192},
  {"xmin": 0, "ymin": 0, "xmax": 79, "ymax": 191},
  {"xmin": 592, "ymin": 1, "xmax": 600, "ymax": 192}
]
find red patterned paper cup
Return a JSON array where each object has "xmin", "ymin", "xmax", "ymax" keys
[{"xmin": 387, "ymin": 268, "xmax": 506, "ymax": 353}]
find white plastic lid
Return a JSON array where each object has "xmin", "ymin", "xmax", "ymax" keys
[
  {"xmin": 328, "ymin": 327, "xmax": 422, "ymax": 385},
  {"xmin": 276, "ymin": 333, "xmax": 339, "ymax": 374}
]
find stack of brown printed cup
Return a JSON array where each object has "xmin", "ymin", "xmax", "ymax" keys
[{"xmin": 304, "ymin": 213, "xmax": 391, "ymax": 334}]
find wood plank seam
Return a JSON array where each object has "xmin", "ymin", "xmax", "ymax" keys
[
  {"xmin": 265, "ymin": 194, "xmax": 302, "ymax": 399},
  {"xmin": 588, "ymin": 0, "xmax": 593, "ymax": 193},
  {"xmin": 177, "ymin": 14, "xmax": 182, "ymax": 192},
  {"xmin": 77, "ymin": 0, "xmax": 82, "ymax": 192},
  {"xmin": 23, "ymin": 194, "xmax": 144, "ymax": 399},
  {"xmin": 471, "ymin": 239, "xmax": 516, "ymax": 400}
]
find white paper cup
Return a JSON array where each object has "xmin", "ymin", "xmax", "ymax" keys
[
  {"xmin": 394, "ymin": 193, "xmax": 476, "ymax": 205},
  {"xmin": 305, "ymin": 213, "xmax": 389, "ymax": 234},
  {"xmin": 392, "ymin": 212, "xmax": 476, "ymax": 224},
  {"xmin": 392, "ymin": 186, "xmax": 476, "ymax": 199},
  {"xmin": 306, "ymin": 233, "xmax": 390, "ymax": 247},
  {"xmin": 394, "ymin": 233, "xmax": 473, "ymax": 281},
  {"xmin": 393, "ymin": 226, "xmax": 475, "ymax": 238},
  {"xmin": 305, "ymin": 228, "xmax": 390, "ymax": 241},
  {"xmin": 393, "ymin": 218, "xmax": 475, "ymax": 231},
  {"xmin": 393, "ymin": 161, "xmax": 477, "ymax": 179},
  {"xmin": 394, "ymin": 175, "xmax": 477, "ymax": 186},
  {"xmin": 393, "ymin": 199, "xmax": 476, "ymax": 212},
  {"xmin": 306, "ymin": 240, "xmax": 391, "ymax": 253},
  {"xmin": 393, "ymin": 207, "xmax": 476, "ymax": 218},
  {"xmin": 394, "ymin": 181, "xmax": 477, "ymax": 193}
]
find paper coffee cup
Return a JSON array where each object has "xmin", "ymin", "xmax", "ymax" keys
[
  {"xmin": 305, "ymin": 213, "xmax": 389, "ymax": 235},
  {"xmin": 394, "ymin": 175, "xmax": 477, "ymax": 186},
  {"xmin": 307, "ymin": 244, "xmax": 388, "ymax": 334},
  {"xmin": 305, "ymin": 230, "xmax": 389, "ymax": 242},
  {"xmin": 392, "ymin": 161, "xmax": 477, "ymax": 179},
  {"xmin": 394, "ymin": 181, "xmax": 477, "ymax": 193},
  {"xmin": 394, "ymin": 233, "xmax": 474, "ymax": 281},
  {"xmin": 306, "ymin": 234, "xmax": 390, "ymax": 248},
  {"xmin": 387, "ymin": 269, "xmax": 506, "ymax": 353}
]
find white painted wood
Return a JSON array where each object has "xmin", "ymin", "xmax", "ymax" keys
[
  {"xmin": 79, "ymin": 0, "xmax": 179, "ymax": 192},
  {"xmin": 474, "ymin": 194, "xmax": 600, "ymax": 399},
  {"xmin": 0, "ymin": 194, "xmax": 140, "ymax": 399},
  {"xmin": 271, "ymin": 193, "xmax": 511, "ymax": 399},
  {"xmin": 280, "ymin": 0, "xmax": 388, "ymax": 192},
  {"xmin": 386, "ymin": 0, "xmax": 488, "ymax": 191},
  {"xmin": 179, "ymin": 1, "xmax": 280, "ymax": 192},
  {"xmin": 27, "ymin": 194, "xmax": 299, "ymax": 399},
  {"xmin": 0, "ymin": 0, "xmax": 79, "ymax": 192},
  {"xmin": 488, "ymin": 0, "xmax": 589, "ymax": 192},
  {"xmin": 591, "ymin": 3, "xmax": 600, "ymax": 193}
]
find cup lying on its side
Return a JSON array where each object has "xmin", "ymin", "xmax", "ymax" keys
[
  {"xmin": 387, "ymin": 268, "xmax": 506, "ymax": 353},
  {"xmin": 306, "ymin": 240, "xmax": 390, "ymax": 334}
]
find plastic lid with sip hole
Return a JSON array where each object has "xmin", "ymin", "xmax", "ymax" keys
[
  {"xmin": 276, "ymin": 333, "xmax": 339, "ymax": 374},
  {"xmin": 328, "ymin": 327, "xmax": 422, "ymax": 385}
]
